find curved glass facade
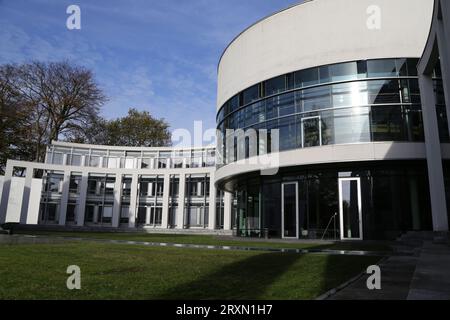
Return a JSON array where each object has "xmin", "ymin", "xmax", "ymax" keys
[{"xmin": 217, "ymin": 58, "xmax": 427, "ymax": 166}]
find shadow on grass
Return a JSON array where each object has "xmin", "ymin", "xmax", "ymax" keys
[{"xmin": 156, "ymin": 252, "xmax": 303, "ymax": 300}]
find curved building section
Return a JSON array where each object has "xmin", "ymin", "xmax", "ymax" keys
[
  {"xmin": 217, "ymin": 0, "xmax": 434, "ymax": 108},
  {"xmin": 215, "ymin": 0, "xmax": 446, "ymax": 240},
  {"xmin": 0, "ymin": 141, "xmax": 231, "ymax": 234}
]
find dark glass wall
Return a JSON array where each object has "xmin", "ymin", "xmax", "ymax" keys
[{"xmin": 231, "ymin": 161, "xmax": 432, "ymax": 240}]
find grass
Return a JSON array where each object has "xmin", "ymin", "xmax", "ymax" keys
[
  {"xmin": 0, "ymin": 242, "xmax": 381, "ymax": 300},
  {"xmin": 13, "ymin": 230, "xmax": 393, "ymax": 252}
]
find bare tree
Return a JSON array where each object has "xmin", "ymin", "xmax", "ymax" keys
[{"xmin": 12, "ymin": 61, "xmax": 107, "ymax": 161}]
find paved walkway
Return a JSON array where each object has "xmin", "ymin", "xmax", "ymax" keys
[
  {"xmin": 0, "ymin": 234, "xmax": 388, "ymax": 256},
  {"xmin": 327, "ymin": 237, "xmax": 450, "ymax": 300}
]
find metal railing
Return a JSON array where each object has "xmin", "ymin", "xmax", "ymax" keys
[{"xmin": 321, "ymin": 212, "xmax": 338, "ymax": 240}]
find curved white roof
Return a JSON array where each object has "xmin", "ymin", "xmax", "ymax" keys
[{"xmin": 217, "ymin": 0, "xmax": 434, "ymax": 110}]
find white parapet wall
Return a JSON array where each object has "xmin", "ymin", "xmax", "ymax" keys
[{"xmin": 217, "ymin": 0, "xmax": 434, "ymax": 109}]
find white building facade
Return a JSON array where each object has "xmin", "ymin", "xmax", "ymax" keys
[{"xmin": 0, "ymin": 142, "xmax": 233, "ymax": 233}]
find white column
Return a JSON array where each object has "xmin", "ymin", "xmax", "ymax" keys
[
  {"xmin": 161, "ymin": 174, "xmax": 170, "ymax": 228},
  {"xmin": 176, "ymin": 174, "xmax": 186, "ymax": 229},
  {"xmin": 419, "ymin": 74, "xmax": 449, "ymax": 231},
  {"xmin": 0, "ymin": 163, "xmax": 14, "ymax": 224},
  {"xmin": 146, "ymin": 206, "xmax": 151, "ymax": 225},
  {"xmin": 58, "ymin": 170, "xmax": 71, "ymax": 226},
  {"xmin": 223, "ymin": 191, "xmax": 233, "ymax": 231},
  {"xmin": 76, "ymin": 174, "xmax": 89, "ymax": 226},
  {"xmin": 112, "ymin": 174, "xmax": 123, "ymax": 228},
  {"xmin": 208, "ymin": 173, "xmax": 216, "ymax": 230},
  {"xmin": 128, "ymin": 173, "xmax": 139, "ymax": 228},
  {"xmin": 93, "ymin": 206, "xmax": 99, "ymax": 224},
  {"xmin": 19, "ymin": 166, "xmax": 33, "ymax": 225}
]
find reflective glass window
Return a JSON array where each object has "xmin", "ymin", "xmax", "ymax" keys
[
  {"xmin": 279, "ymin": 117, "xmax": 297, "ymax": 151},
  {"xmin": 301, "ymin": 86, "xmax": 331, "ymax": 112},
  {"xmin": 332, "ymin": 107, "xmax": 370, "ymax": 144},
  {"xmin": 367, "ymin": 59, "xmax": 397, "ymax": 77},
  {"xmin": 265, "ymin": 75, "xmax": 286, "ymax": 96},
  {"xmin": 371, "ymin": 105, "xmax": 404, "ymax": 141},
  {"xmin": 368, "ymin": 80, "xmax": 401, "ymax": 104},
  {"xmin": 329, "ymin": 62, "xmax": 358, "ymax": 82},
  {"xmin": 332, "ymin": 82, "xmax": 369, "ymax": 107},
  {"xmin": 295, "ymin": 68, "xmax": 319, "ymax": 88},
  {"xmin": 242, "ymin": 84, "xmax": 259, "ymax": 106}
]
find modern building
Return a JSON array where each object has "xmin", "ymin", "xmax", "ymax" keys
[
  {"xmin": 0, "ymin": 142, "xmax": 233, "ymax": 233},
  {"xmin": 1, "ymin": 0, "xmax": 449, "ymax": 240},
  {"xmin": 215, "ymin": 0, "xmax": 450, "ymax": 240}
]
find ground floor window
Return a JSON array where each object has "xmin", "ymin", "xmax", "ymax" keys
[{"xmin": 230, "ymin": 161, "xmax": 432, "ymax": 240}]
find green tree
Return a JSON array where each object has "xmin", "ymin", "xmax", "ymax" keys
[{"xmin": 104, "ymin": 108, "xmax": 172, "ymax": 147}]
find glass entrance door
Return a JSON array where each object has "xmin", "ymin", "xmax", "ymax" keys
[
  {"xmin": 282, "ymin": 182, "xmax": 299, "ymax": 239},
  {"xmin": 302, "ymin": 116, "xmax": 322, "ymax": 148},
  {"xmin": 339, "ymin": 178, "xmax": 363, "ymax": 240}
]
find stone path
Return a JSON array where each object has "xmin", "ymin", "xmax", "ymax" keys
[{"xmin": 327, "ymin": 234, "xmax": 450, "ymax": 300}]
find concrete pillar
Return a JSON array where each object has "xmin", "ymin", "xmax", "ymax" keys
[
  {"xmin": 19, "ymin": 166, "xmax": 33, "ymax": 225},
  {"xmin": 112, "ymin": 174, "xmax": 123, "ymax": 228},
  {"xmin": 176, "ymin": 174, "xmax": 186, "ymax": 229},
  {"xmin": 93, "ymin": 206, "xmax": 99, "ymax": 224},
  {"xmin": 0, "ymin": 163, "xmax": 13, "ymax": 224},
  {"xmin": 223, "ymin": 191, "xmax": 233, "ymax": 231},
  {"xmin": 419, "ymin": 74, "xmax": 449, "ymax": 231},
  {"xmin": 128, "ymin": 173, "xmax": 139, "ymax": 228},
  {"xmin": 146, "ymin": 206, "xmax": 150, "ymax": 225},
  {"xmin": 76, "ymin": 174, "xmax": 89, "ymax": 226},
  {"xmin": 58, "ymin": 170, "xmax": 71, "ymax": 226},
  {"xmin": 161, "ymin": 174, "xmax": 170, "ymax": 228},
  {"xmin": 208, "ymin": 173, "xmax": 216, "ymax": 230}
]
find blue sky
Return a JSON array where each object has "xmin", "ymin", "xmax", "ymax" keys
[{"xmin": 0, "ymin": 0, "xmax": 300, "ymax": 145}]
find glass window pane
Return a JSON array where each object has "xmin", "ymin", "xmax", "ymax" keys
[
  {"xmin": 368, "ymin": 80, "xmax": 401, "ymax": 104},
  {"xmin": 265, "ymin": 75, "xmax": 286, "ymax": 96},
  {"xmin": 371, "ymin": 105, "xmax": 404, "ymax": 141},
  {"xmin": 367, "ymin": 59, "xmax": 397, "ymax": 77},
  {"xmin": 319, "ymin": 65, "xmax": 330, "ymax": 83},
  {"xmin": 301, "ymin": 86, "xmax": 331, "ymax": 112},
  {"xmin": 229, "ymin": 95, "xmax": 239, "ymax": 112},
  {"xmin": 329, "ymin": 62, "xmax": 358, "ymax": 82},
  {"xmin": 332, "ymin": 107, "xmax": 370, "ymax": 144},
  {"xmin": 283, "ymin": 183, "xmax": 297, "ymax": 238},
  {"xmin": 332, "ymin": 82, "xmax": 369, "ymax": 107},
  {"xmin": 278, "ymin": 92, "xmax": 295, "ymax": 117},
  {"xmin": 396, "ymin": 59, "xmax": 408, "ymax": 77},
  {"xmin": 242, "ymin": 84, "xmax": 259, "ymax": 105},
  {"xmin": 295, "ymin": 68, "xmax": 319, "ymax": 88},
  {"xmin": 279, "ymin": 117, "xmax": 297, "ymax": 151},
  {"xmin": 357, "ymin": 61, "xmax": 368, "ymax": 79},
  {"xmin": 302, "ymin": 117, "xmax": 321, "ymax": 148}
]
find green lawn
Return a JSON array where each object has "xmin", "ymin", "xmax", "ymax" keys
[
  {"xmin": 13, "ymin": 230, "xmax": 393, "ymax": 252},
  {"xmin": 0, "ymin": 242, "xmax": 380, "ymax": 300}
]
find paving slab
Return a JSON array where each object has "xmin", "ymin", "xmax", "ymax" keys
[{"xmin": 328, "ymin": 235, "xmax": 450, "ymax": 300}]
